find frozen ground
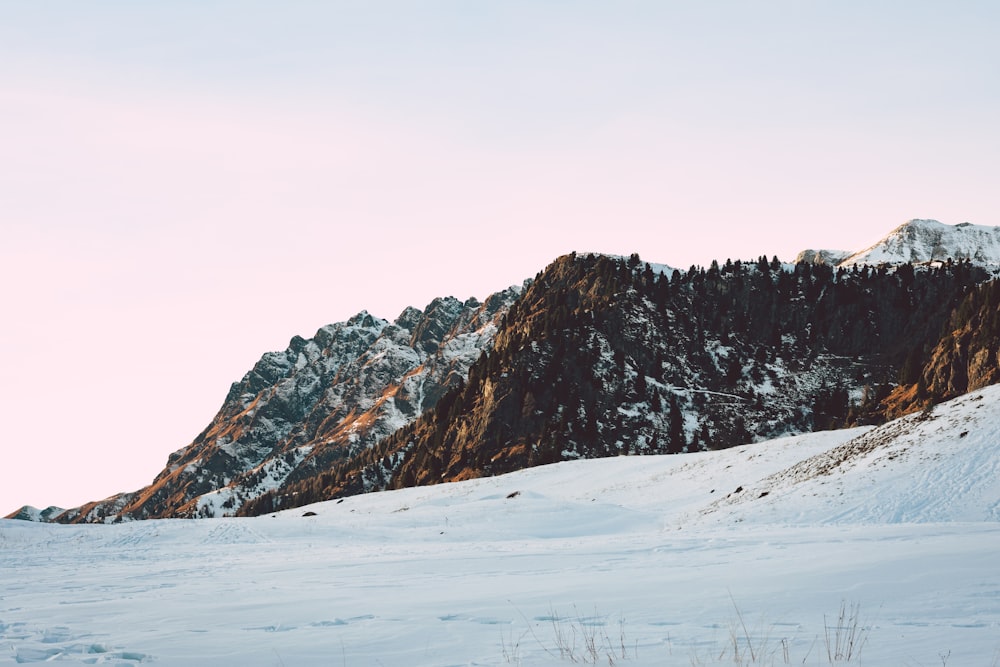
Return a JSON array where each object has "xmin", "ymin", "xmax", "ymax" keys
[{"xmin": 3, "ymin": 386, "xmax": 1000, "ymax": 665}]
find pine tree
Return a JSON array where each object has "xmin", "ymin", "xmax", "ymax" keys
[
  {"xmin": 635, "ymin": 371, "xmax": 647, "ymax": 398},
  {"xmin": 668, "ymin": 394, "xmax": 685, "ymax": 454},
  {"xmin": 899, "ymin": 347, "xmax": 924, "ymax": 385}
]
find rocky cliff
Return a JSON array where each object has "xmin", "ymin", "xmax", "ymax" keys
[{"xmin": 54, "ymin": 287, "xmax": 523, "ymax": 522}]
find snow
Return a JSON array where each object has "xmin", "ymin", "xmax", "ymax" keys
[
  {"xmin": 647, "ymin": 261, "xmax": 675, "ymax": 276},
  {"xmin": 841, "ymin": 219, "xmax": 1000, "ymax": 267},
  {"xmin": 4, "ymin": 387, "xmax": 1000, "ymax": 665}
]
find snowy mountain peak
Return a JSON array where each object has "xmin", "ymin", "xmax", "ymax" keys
[{"xmin": 839, "ymin": 219, "xmax": 1000, "ymax": 267}]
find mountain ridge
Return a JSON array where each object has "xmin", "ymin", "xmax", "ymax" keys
[
  {"xmin": 361, "ymin": 251, "xmax": 981, "ymax": 497},
  {"xmin": 41, "ymin": 286, "xmax": 524, "ymax": 523},
  {"xmin": 9, "ymin": 219, "xmax": 1000, "ymax": 523},
  {"xmin": 795, "ymin": 218, "xmax": 1000, "ymax": 268}
]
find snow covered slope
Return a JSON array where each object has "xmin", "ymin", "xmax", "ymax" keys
[
  {"xmin": 795, "ymin": 219, "xmax": 1000, "ymax": 269},
  {"xmin": 2, "ymin": 386, "xmax": 999, "ymax": 666},
  {"xmin": 697, "ymin": 385, "xmax": 1000, "ymax": 526},
  {"xmin": 840, "ymin": 219, "xmax": 1000, "ymax": 268}
]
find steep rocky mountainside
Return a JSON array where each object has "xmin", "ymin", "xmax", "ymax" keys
[
  {"xmin": 250, "ymin": 253, "xmax": 985, "ymax": 513},
  {"xmin": 923, "ymin": 280, "xmax": 1000, "ymax": 396},
  {"xmin": 54, "ymin": 287, "xmax": 523, "ymax": 522},
  {"xmin": 884, "ymin": 279, "xmax": 1000, "ymax": 417}
]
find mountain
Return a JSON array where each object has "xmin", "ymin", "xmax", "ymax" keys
[
  {"xmin": 49, "ymin": 287, "xmax": 523, "ymax": 523},
  {"xmin": 365, "ymin": 253, "xmax": 981, "ymax": 495},
  {"xmin": 247, "ymin": 251, "xmax": 985, "ymax": 512},
  {"xmin": 840, "ymin": 219, "xmax": 1000, "ymax": 267},
  {"xmin": 796, "ymin": 219, "xmax": 1000, "ymax": 269},
  {"xmin": 8, "ymin": 219, "xmax": 999, "ymax": 523}
]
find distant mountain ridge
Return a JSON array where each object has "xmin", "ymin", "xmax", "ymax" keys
[
  {"xmin": 797, "ymin": 219, "xmax": 1000, "ymax": 268},
  {"xmin": 9, "ymin": 219, "xmax": 1000, "ymax": 522}
]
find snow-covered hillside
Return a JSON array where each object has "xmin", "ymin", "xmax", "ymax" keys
[
  {"xmin": 841, "ymin": 219, "xmax": 1000, "ymax": 268},
  {"xmin": 794, "ymin": 219, "xmax": 1000, "ymax": 269},
  {"xmin": 2, "ymin": 386, "xmax": 999, "ymax": 665}
]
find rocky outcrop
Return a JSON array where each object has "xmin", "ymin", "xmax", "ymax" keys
[
  {"xmin": 925, "ymin": 298, "xmax": 1000, "ymax": 398},
  {"xmin": 884, "ymin": 280, "xmax": 1000, "ymax": 417},
  {"xmin": 795, "ymin": 249, "xmax": 852, "ymax": 266}
]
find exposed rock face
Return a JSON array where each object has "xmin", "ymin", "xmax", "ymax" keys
[
  {"xmin": 5, "ymin": 506, "xmax": 65, "ymax": 522},
  {"xmin": 878, "ymin": 279, "xmax": 1000, "ymax": 419},
  {"xmin": 921, "ymin": 282, "xmax": 1000, "ymax": 400},
  {"xmin": 54, "ymin": 287, "xmax": 523, "ymax": 523},
  {"xmin": 795, "ymin": 249, "xmax": 852, "ymax": 266}
]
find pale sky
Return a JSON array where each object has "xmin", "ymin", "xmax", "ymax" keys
[{"xmin": 2, "ymin": 1, "xmax": 998, "ymax": 514}]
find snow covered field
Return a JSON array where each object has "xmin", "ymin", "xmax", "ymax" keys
[{"xmin": 4, "ymin": 387, "xmax": 1000, "ymax": 665}]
